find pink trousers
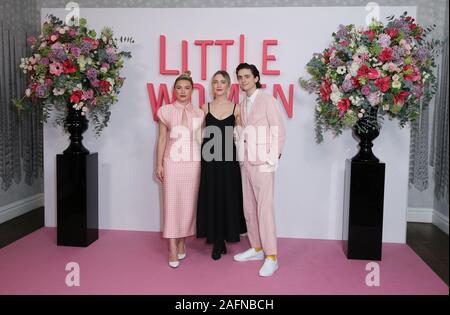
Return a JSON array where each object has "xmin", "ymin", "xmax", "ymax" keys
[{"xmin": 240, "ymin": 161, "xmax": 277, "ymax": 255}]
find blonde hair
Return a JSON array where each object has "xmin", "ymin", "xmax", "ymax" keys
[{"xmin": 212, "ymin": 70, "xmax": 231, "ymax": 87}]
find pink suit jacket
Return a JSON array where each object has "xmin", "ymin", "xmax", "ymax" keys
[{"xmin": 237, "ymin": 91, "xmax": 286, "ymax": 166}]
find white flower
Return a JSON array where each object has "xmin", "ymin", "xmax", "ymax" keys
[
  {"xmin": 358, "ymin": 113, "xmax": 364, "ymax": 118},
  {"xmin": 337, "ymin": 66, "xmax": 347, "ymax": 75},
  {"xmin": 102, "ymin": 36, "xmax": 107, "ymax": 43},
  {"xmin": 360, "ymin": 108, "xmax": 365, "ymax": 113},
  {"xmin": 356, "ymin": 46, "xmax": 369, "ymax": 54},
  {"xmin": 59, "ymin": 28, "xmax": 66, "ymax": 34},
  {"xmin": 100, "ymin": 67, "xmax": 108, "ymax": 73},
  {"xmin": 392, "ymin": 81, "xmax": 402, "ymax": 89},
  {"xmin": 349, "ymin": 95, "xmax": 363, "ymax": 106},
  {"xmin": 53, "ymin": 88, "xmax": 66, "ymax": 96},
  {"xmin": 316, "ymin": 106, "xmax": 322, "ymax": 113},
  {"xmin": 350, "ymin": 62, "xmax": 360, "ymax": 76},
  {"xmin": 25, "ymin": 89, "xmax": 31, "ymax": 97},
  {"xmin": 106, "ymin": 77, "xmax": 115, "ymax": 86},
  {"xmin": 330, "ymin": 91, "xmax": 343, "ymax": 105},
  {"xmin": 383, "ymin": 104, "xmax": 390, "ymax": 111}
]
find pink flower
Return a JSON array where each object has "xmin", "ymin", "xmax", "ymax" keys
[
  {"xmin": 320, "ymin": 79, "xmax": 332, "ymax": 102},
  {"xmin": 337, "ymin": 98, "xmax": 350, "ymax": 112},
  {"xmin": 49, "ymin": 34, "xmax": 59, "ymax": 43},
  {"xmin": 70, "ymin": 47, "xmax": 81, "ymax": 58},
  {"xmin": 99, "ymin": 80, "xmax": 111, "ymax": 93},
  {"xmin": 70, "ymin": 90, "xmax": 83, "ymax": 103},
  {"xmin": 82, "ymin": 37, "xmax": 99, "ymax": 50},
  {"xmin": 63, "ymin": 60, "xmax": 77, "ymax": 74},
  {"xmin": 367, "ymin": 68, "xmax": 380, "ymax": 80},
  {"xmin": 389, "ymin": 63, "xmax": 399, "ymax": 72},
  {"xmin": 394, "ymin": 91, "xmax": 409, "ymax": 106},
  {"xmin": 357, "ymin": 65, "xmax": 370, "ymax": 77},
  {"xmin": 379, "ymin": 48, "xmax": 393, "ymax": 62},
  {"xmin": 68, "ymin": 29, "xmax": 77, "ymax": 37},
  {"xmin": 82, "ymin": 89, "xmax": 94, "ymax": 100},
  {"xmin": 361, "ymin": 85, "xmax": 371, "ymax": 96},
  {"xmin": 367, "ymin": 92, "xmax": 381, "ymax": 106},
  {"xmin": 49, "ymin": 62, "xmax": 63, "ymax": 76},
  {"xmin": 374, "ymin": 76, "xmax": 391, "ymax": 93},
  {"xmin": 27, "ymin": 36, "xmax": 37, "ymax": 45},
  {"xmin": 403, "ymin": 64, "xmax": 421, "ymax": 82},
  {"xmin": 385, "ymin": 28, "xmax": 399, "ymax": 39},
  {"xmin": 363, "ymin": 30, "xmax": 375, "ymax": 41}
]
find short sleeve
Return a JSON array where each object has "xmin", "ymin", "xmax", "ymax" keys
[{"xmin": 157, "ymin": 105, "xmax": 169, "ymax": 127}]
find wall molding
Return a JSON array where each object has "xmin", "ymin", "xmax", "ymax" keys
[
  {"xmin": 407, "ymin": 207, "xmax": 433, "ymax": 223},
  {"xmin": 432, "ymin": 210, "xmax": 449, "ymax": 235},
  {"xmin": 407, "ymin": 207, "xmax": 449, "ymax": 235},
  {"xmin": 0, "ymin": 194, "xmax": 44, "ymax": 224}
]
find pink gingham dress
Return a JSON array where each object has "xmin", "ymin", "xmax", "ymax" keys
[{"xmin": 157, "ymin": 101, "xmax": 204, "ymax": 238}]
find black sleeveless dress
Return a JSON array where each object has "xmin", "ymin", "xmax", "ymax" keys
[{"xmin": 196, "ymin": 103, "xmax": 247, "ymax": 244}]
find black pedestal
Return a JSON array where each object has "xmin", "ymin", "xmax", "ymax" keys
[
  {"xmin": 343, "ymin": 159, "xmax": 385, "ymax": 260},
  {"xmin": 57, "ymin": 153, "xmax": 98, "ymax": 247}
]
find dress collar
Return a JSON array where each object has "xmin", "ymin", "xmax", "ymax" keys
[{"xmin": 174, "ymin": 101, "xmax": 192, "ymax": 110}]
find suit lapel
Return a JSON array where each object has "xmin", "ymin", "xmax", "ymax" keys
[
  {"xmin": 242, "ymin": 97, "xmax": 248, "ymax": 126},
  {"xmin": 247, "ymin": 91, "xmax": 262, "ymax": 125}
]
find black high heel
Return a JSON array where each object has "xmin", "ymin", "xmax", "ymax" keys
[{"xmin": 211, "ymin": 241, "xmax": 227, "ymax": 260}]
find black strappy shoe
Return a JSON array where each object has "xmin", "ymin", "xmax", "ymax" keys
[{"xmin": 211, "ymin": 241, "xmax": 227, "ymax": 260}]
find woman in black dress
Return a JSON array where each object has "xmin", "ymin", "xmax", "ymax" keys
[{"xmin": 197, "ymin": 70, "xmax": 247, "ymax": 260}]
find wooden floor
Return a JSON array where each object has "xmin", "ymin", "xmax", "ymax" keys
[
  {"xmin": 407, "ymin": 222, "xmax": 449, "ymax": 285},
  {"xmin": 0, "ymin": 207, "xmax": 44, "ymax": 249},
  {"xmin": 0, "ymin": 208, "xmax": 448, "ymax": 286}
]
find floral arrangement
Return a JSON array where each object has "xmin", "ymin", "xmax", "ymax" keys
[
  {"xmin": 14, "ymin": 14, "xmax": 133, "ymax": 135},
  {"xmin": 300, "ymin": 12, "xmax": 441, "ymax": 143}
]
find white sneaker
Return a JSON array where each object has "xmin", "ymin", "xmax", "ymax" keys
[
  {"xmin": 233, "ymin": 248, "xmax": 265, "ymax": 262},
  {"xmin": 259, "ymin": 258, "xmax": 279, "ymax": 277}
]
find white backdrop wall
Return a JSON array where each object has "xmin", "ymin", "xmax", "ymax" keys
[{"xmin": 43, "ymin": 6, "xmax": 416, "ymax": 243}]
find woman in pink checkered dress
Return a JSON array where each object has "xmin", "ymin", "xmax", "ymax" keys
[{"xmin": 155, "ymin": 71, "xmax": 204, "ymax": 268}]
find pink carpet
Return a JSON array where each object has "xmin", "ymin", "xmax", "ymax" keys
[{"xmin": 0, "ymin": 227, "xmax": 447, "ymax": 295}]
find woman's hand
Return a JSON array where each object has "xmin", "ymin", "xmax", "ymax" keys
[{"xmin": 156, "ymin": 164, "xmax": 164, "ymax": 182}]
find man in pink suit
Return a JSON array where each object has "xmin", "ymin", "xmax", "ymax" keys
[{"xmin": 233, "ymin": 63, "xmax": 286, "ymax": 277}]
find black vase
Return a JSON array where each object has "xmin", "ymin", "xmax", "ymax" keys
[
  {"xmin": 351, "ymin": 124, "xmax": 380, "ymax": 163},
  {"xmin": 63, "ymin": 107, "xmax": 90, "ymax": 155}
]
